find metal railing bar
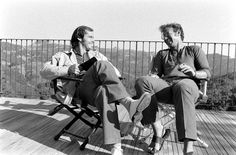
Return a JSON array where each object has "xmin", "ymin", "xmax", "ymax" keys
[
  {"xmin": 52, "ymin": 40, "xmax": 54, "ymax": 55},
  {"xmin": 10, "ymin": 39, "xmax": 12, "ymax": 95},
  {"xmin": 122, "ymin": 41, "xmax": 125, "ymax": 77},
  {"xmin": 25, "ymin": 40, "xmax": 28, "ymax": 96},
  {"xmin": 0, "ymin": 39, "xmax": 2, "ymax": 95},
  {"xmin": 15, "ymin": 39, "xmax": 18, "ymax": 95},
  {"xmin": 46, "ymin": 40, "xmax": 49, "ymax": 61},
  {"xmin": 36, "ymin": 40, "xmax": 38, "ymax": 90},
  {"xmin": 104, "ymin": 41, "xmax": 107, "ymax": 56},
  {"xmin": 206, "ymin": 43, "xmax": 209, "ymax": 59},
  {"xmin": 40, "ymin": 40, "xmax": 43, "ymax": 84},
  {"xmin": 110, "ymin": 41, "xmax": 113, "ymax": 64},
  {"xmin": 30, "ymin": 40, "xmax": 33, "ymax": 97},
  {"xmin": 219, "ymin": 44, "xmax": 223, "ymax": 85},
  {"xmin": 148, "ymin": 41, "xmax": 151, "ymax": 75},
  {"xmin": 57, "ymin": 40, "xmax": 60, "ymax": 53},
  {"xmin": 20, "ymin": 39, "xmax": 23, "ymax": 95},
  {"xmin": 128, "ymin": 41, "xmax": 131, "ymax": 81},
  {"xmin": 226, "ymin": 44, "xmax": 230, "ymax": 80},
  {"xmin": 98, "ymin": 40, "xmax": 101, "ymax": 53},
  {"xmin": 234, "ymin": 44, "xmax": 236, "ymax": 87},
  {"xmin": 134, "ymin": 41, "xmax": 138, "ymax": 80},
  {"xmin": 141, "ymin": 41, "xmax": 144, "ymax": 75}
]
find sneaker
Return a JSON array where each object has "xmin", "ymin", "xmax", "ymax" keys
[
  {"xmin": 130, "ymin": 92, "xmax": 151, "ymax": 123},
  {"xmin": 111, "ymin": 147, "xmax": 123, "ymax": 155}
]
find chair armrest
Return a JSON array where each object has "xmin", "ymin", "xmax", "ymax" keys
[
  {"xmin": 197, "ymin": 78, "xmax": 208, "ymax": 94},
  {"xmin": 58, "ymin": 76, "xmax": 123, "ymax": 81},
  {"xmin": 56, "ymin": 76, "xmax": 83, "ymax": 82},
  {"xmin": 50, "ymin": 76, "xmax": 83, "ymax": 90},
  {"xmin": 119, "ymin": 77, "xmax": 125, "ymax": 80},
  {"xmin": 198, "ymin": 79, "xmax": 208, "ymax": 101},
  {"xmin": 202, "ymin": 80, "xmax": 207, "ymax": 96},
  {"xmin": 50, "ymin": 76, "xmax": 84, "ymax": 105}
]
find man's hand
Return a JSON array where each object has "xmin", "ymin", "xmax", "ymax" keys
[
  {"xmin": 178, "ymin": 63, "xmax": 196, "ymax": 77},
  {"xmin": 79, "ymin": 70, "xmax": 86, "ymax": 76},
  {"xmin": 68, "ymin": 64, "xmax": 80, "ymax": 75},
  {"xmin": 149, "ymin": 73, "xmax": 159, "ymax": 79}
]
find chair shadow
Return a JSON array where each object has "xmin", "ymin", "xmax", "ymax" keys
[
  {"xmin": 0, "ymin": 100, "xmax": 151, "ymax": 154},
  {"xmin": 0, "ymin": 100, "xmax": 110, "ymax": 155},
  {"xmin": 119, "ymin": 122, "xmax": 153, "ymax": 153},
  {"xmin": 2, "ymin": 100, "xmax": 70, "ymax": 115}
]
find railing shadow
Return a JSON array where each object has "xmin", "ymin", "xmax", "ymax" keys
[
  {"xmin": 0, "ymin": 100, "xmax": 108, "ymax": 154},
  {"xmin": 0, "ymin": 99, "xmax": 149, "ymax": 154}
]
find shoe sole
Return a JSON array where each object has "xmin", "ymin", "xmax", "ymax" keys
[
  {"xmin": 159, "ymin": 129, "xmax": 171, "ymax": 150},
  {"xmin": 132, "ymin": 93, "xmax": 151, "ymax": 123},
  {"xmin": 162, "ymin": 129, "xmax": 171, "ymax": 139},
  {"xmin": 147, "ymin": 129, "xmax": 171, "ymax": 154}
]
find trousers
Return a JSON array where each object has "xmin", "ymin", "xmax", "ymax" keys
[
  {"xmin": 75, "ymin": 61, "xmax": 129, "ymax": 144},
  {"xmin": 135, "ymin": 76, "xmax": 199, "ymax": 141}
]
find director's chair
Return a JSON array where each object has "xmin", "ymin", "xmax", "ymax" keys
[
  {"xmin": 137, "ymin": 78, "xmax": 209, "ymax": 150},
  {"xmin": 157, "ymin": 78, "xmax": 209, "ymax": 148},
  {"xmin": 48, "ymin": 76, "xmax": 102, "ymax": 150}
]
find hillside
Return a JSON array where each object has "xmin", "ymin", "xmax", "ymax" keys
[{"xmin": 207, "ymin": 54, "xmax": 236, "ymax": 76}]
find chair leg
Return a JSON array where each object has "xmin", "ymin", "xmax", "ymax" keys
[
  {"xmin": 80, "ymin": 138, "xmax": 89, "ymax": 150},
  {"xmin": 80, "ymin": 119, "xmax": 101, "ymax": 150},
  {"xmin": 54, "ymin": 117, "xmax": 79, "ymax": 140},
  {"xmin": 197, "ymin": 137, "xmax": 208, "ymax": 148},
  {"xmin": 53, "ymin": 103, "xmax": 102, "ymax": 151},
  {"xmin": 48, "ymin": 104, "xmax": 64, "ymax": 116}
]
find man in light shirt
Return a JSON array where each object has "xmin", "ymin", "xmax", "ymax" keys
[{"xmin": 40, "ymin": 25, "xmax": 151, "ymax": 155}]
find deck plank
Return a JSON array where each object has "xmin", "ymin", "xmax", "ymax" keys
[
  {"xmin": 0, "ymin": 97, "xmax": 236, "ymax": 155},
  {"xmin": 205, "ymin": 110, "xmax": 236, "ymax": 154},
  {"xmin": 209, "ymin": 110, "xmax": 236, "ymax": 153},
  {"xmin": 198, "ymin": 110, "xmax": 227, "ymax": 154}
]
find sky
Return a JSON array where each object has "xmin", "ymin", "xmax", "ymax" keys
[{"xmin": 1, "ymin": 0, "xmax": 235, "ymax": 43}]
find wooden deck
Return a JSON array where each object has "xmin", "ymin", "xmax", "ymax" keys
[{"xmin": 0, "ymin": 97, "xmax": 236, "ymax": 155}]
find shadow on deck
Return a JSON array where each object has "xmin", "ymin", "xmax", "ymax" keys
[{"xmin": 0, "ymin": 97, "xmax": 236, "ymax": 155}]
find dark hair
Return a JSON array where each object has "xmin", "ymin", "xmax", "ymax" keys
[
  {"xmin": 70, "ymin": 25, "xmax": 93, "ymax": 49},
  {"xmin": 159, "ymin": 23, "xmax": 184, "ymax": 41}
]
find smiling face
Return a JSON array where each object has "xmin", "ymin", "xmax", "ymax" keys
[
  {"xmin": 81, "ymin": 30, "xmax": 94, "ymax": 51},
  {"xmin": 162, "ymin": 27, "xmax": 181, "ymax": 50}
]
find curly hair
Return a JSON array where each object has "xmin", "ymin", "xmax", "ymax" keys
[
  {"xmin": 70, "ymin": 25, "xmax": 93, "ymax": 49},
  {"xmin": 159, "ymin": 23, "xmax": 184, "ymax": 41}
]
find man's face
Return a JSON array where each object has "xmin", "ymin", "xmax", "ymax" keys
[
  {"xmin": 162, "ymin": 28, "xmax": 181, "ymax": 50},
  {"xmin": 81, "ymin": 30, "xmax": 94, "ymax": 51}
]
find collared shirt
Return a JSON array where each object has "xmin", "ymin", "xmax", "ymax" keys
[
  {"xmin": 40, "ymin": 49, "xmax": 121, "ymax": 81},
  {"xmin": 75, "ymin": 52, "xmax": 84, "ymax": 64},
  {"xmin": 150, "ymin": 45, "xmax": 211, "ymax": 79}
]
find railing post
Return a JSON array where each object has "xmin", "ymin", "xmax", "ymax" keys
[
  {"xmin": 122, "ymin": 41, "xmax": 125, "ymax": 77},
  {"xmin": 135, "ymin": 41, "xmax": 138, "ymax": 80},
  {"xmin": 227, "ymin": 43, "xmax": 230, "ymax": 80},
  {"xmin": 141, "ymin": 41, "xmax": 144, "ymax": 75},
  {"xmin": 0, "ymin": 39, "xmax": 2, "ymax": 96},
  {"xmin": 128, "ymin": 41, "xmax": 131, "ymax": 82},
  {"xmin": 234, "ymin": 44, "xmax": 236, "ymax": 87}
]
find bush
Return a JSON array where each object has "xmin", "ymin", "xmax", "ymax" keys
[{"xmin": 207, "ymin": 77, "xmax": 235, "ymax": 110}]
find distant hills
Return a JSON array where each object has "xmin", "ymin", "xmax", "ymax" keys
[{"xmin": 207, "ymin": 54, "xmax": 236, "ymax": 76}]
